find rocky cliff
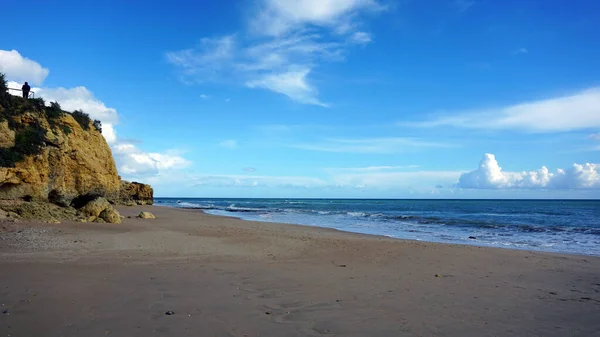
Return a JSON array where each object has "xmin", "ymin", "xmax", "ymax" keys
[
  {"xmin": 119, "ymin": 181, "xmax": 154, "ymax": 205},
  {"xmin": 0, "ymin": 81, "xmax": 153, "ymax": 213},
  {"xmin": 1, "ymin": 110, "xmax": 120, "ymax": 204}
]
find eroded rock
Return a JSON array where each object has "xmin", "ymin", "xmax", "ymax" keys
[
  {"xmin": 99, "ymin": 207, "xmax": 121, "ymax": 224},
  {"xmin": 79, "ymin": 197, "xmax": 111, "ymax": 218},
  {"xmin": 119, "ymin": 181, "xmax": 154, "ymax": 205},
  {"xmin": 137, "ymin": 211, "xmax": 156, "ymax": 219}
]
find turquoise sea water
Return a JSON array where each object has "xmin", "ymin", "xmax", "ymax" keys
[{"xmin": 156, "ymin": 198, "xmax": 600, "ymax": 256}]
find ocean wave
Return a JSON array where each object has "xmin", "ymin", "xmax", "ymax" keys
[
  {"xmin": 225, "ymin": 205, "xmax": 266, "ymax": 213},
  {"xmin": 169, "ymin": 200, "xmax": 600, "ymax": 238},
  {"xmin": 347, "ymin": 212, "xmax": 368, "ymax": 217}
]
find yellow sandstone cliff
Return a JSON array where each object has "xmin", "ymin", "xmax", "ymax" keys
[{"xmin": 0, "ymin": 111, "xmax": 121, "ymax": 204}]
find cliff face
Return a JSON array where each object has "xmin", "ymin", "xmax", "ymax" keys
[
  {"xmin": 0, "ymin": 111, "xmax": 120, "ymax": 205},
  {"xmin": 119, "ymin": 181, "xmax": 154, "ymax": 205}
]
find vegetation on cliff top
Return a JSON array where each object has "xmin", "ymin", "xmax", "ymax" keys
[{"xmin": 0, "ymin": 72, "xmax": 103, "ymax": 167}]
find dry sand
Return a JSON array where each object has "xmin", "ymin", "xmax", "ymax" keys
[{"xmin": 1, "ymin": 205, "xmax": 599, "ymax": 336}]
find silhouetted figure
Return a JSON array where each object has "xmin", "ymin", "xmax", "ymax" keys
[{"xmin": 22, "ymin": 82, "xmax": 30, "ymax": 99}]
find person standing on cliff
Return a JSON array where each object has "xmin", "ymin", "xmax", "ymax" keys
[{"xmin": 22, "ymin": 82, "xmax": 30, "ymax": 99}]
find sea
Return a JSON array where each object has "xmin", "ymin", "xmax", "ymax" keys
[{"xmin": 156, "ymin": 198, "xmax": 600, "ymax": 256}]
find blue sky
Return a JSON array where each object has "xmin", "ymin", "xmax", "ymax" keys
[{"xmin": 1, "ymin": 0, "xmax": 599, "ymax": 198}]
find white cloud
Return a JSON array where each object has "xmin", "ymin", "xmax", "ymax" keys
[
  {"xmin": 458, "ymin": 153, "xmax": 600, "ymax": 189},
  {"xmin": 165, "ymin": 35, "xmax": 236, "ymax": 83},
  {"xmin": 247, "ymin": 68, "xmax": 327, "ymax": 106},
  {"xmin": 35, "ymin": 86, "xmax": 119, "ymax": 124},
  {"xmin": 113, "ymin": 144, "xmax": 191, "ymax": 177},
  {"xmin": 292, "ymin": 137, "xmax": 456, "ymax": 153},
  {"xmin": 166, "ymin": 0, "xmax": 382, "ymax": 106},
  {"xmin": 189, "ymin": 169, "xmax": 462, "ymax": 191},
  {"xmin": 252, "ymin": 0, "xmax": 382, "ymax": 36},
  {"xmin": 408, "ymin": 88, "xmax": 600, "ymax": 132},
  {"xmin": 102, "ymin": 123, "xmax": 118, "ymax": 144},
  {"xmin": 200, "ymin": 94, "xmax": 209, "ymax": 99},
  {"xmin": 0, "ymin": 49, "xmax": 49, "ymax": 85},
  {"xmin": 219, "ymin": 140, "xmax": 238, "ymax": 149},
  {"xmin": 350, "ymin": 31, "xmax": 372, "ymax": 44},
  {"xmin": 332, "ymin": 170, "xmax": 462, "ymax": 189},
  {"xmin": 589, "ymin": 133, "xmax": 600, "ymax": 151}
]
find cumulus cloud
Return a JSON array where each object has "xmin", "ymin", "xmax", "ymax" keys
[
  {"xmin": 458, "ymin": 154, "xmax": 600, "ymax": 189},
  {"xmin": 166, "ymin": 0, "xmax": 382, "ymax": 106},
  {"xmin": 0, "ymin": 49, "xmax": 49, "ymax": 86},
  {"xmin": 350, "ymin": 31, "xmax": 372, "ymax": 44},
  {"xmin": 409, "ymin": 88, "xmax": 600, "ymax": 132},
  {"xmin": 102, "ymin": 123, "xmax": 118, "ymax": 144},
  {"xmin": 35, "ymin": 86, "xmax": 119, "ymax": 124},
  {"xmin": 113, "ymin": 144, "xmax": 191, "ymax": 177}
]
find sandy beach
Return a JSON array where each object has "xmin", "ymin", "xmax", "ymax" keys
[{"xmin": 1, "ymin": 205, "xmax": 599, "ymax": 336}]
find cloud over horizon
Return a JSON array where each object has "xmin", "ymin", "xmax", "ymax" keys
[
  {"xmin": 408, "ymin": 88, "xmax": 600, "ymax": 132},
  {"xmin": 458, "ymin": 154, "xmax": 600, "ymax": 189}
]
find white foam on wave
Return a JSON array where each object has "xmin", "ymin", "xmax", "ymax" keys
[{"xmin": 347, "ymin": 212, "xmax": 368, "ymax": 217}]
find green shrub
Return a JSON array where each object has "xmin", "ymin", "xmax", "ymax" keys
[
  {"xmin": 93, "ymin": 119, "xmax": 102, "ymax": 133},
  {"xmin": 0, "ymin": 73, "xmax": 11, "ymax": 111},
  {"xmin": 30, "ymin": 97, "xmax": 46, "ymax": 112},
  {"xmin": 0, "ymin": 73, "xmax": 7, "ymax": 93},
  {"xmin": 0, "ymin": 125, "xmax": 47, "ymax": 167},
  {"xmin": 0, "ymin": 148, "xmax": 22, "ymax": 167},
  {"xmin": 72, "ymin": 109, "xmax": 91, "ymax": 130},
  {"xmin": 14, "ymin": 125, "xmax": 47, "ymax": 156},
  {"xmin": 45, "ymin": 101, "xmax": 65, "ymax": 128},
  {"xmin": 49, "ymin": 101, "xmax": 61, "ymax": 111},
  {"xmin": 61, "ymin": 125, "xmax": 72, "ymax": 135},
  {"xmin": 47, "ymin": 101, "xmax": 64, "ymax": 118}
]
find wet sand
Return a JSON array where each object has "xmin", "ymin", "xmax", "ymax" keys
[{"xmin": 1, "ymin": 205, "xmax": 599, "ymax": 336}]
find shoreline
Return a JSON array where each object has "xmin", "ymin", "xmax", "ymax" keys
[
  {"xmin": 159, "ymin": 203, "xmax": 600, "ymax": 258},
  {"xmin": 2, "ymin": 205, "xmax": 600, "ymax": 336}
]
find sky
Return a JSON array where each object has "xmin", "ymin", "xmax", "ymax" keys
[{"xmin": 1, "ymin": 0, "xmax": 599, "ymax": 199}]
